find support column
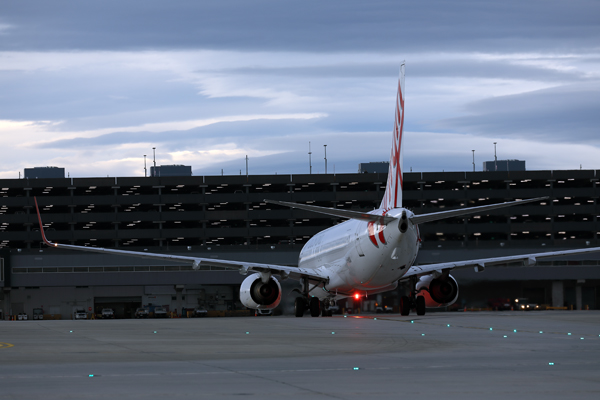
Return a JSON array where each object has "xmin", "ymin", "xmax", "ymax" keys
[
  {"xmin": 2, "ymin": 288, "xmax": 10, "ymax": 320},
  {"xmin": 576, "ymin": 281, "xmax": 584, "ymax": 310},
  {"xmin": 175, "ymin": 285, "xmax": 184, "ymax": 316},
  {"xmin": 551, "ymin": 281, "xmax": 564, "ymax": 307}
]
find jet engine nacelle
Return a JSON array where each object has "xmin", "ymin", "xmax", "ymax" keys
[
  {"xmin": 240, "ymin": 273, "xmax": 282, "ymax": 310},
  {"xmin": 416, "ymin": 274, "xmax": 459, "ymax": 308}
]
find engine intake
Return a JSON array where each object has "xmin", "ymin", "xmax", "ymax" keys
[
  {"xmin": 415, "ymin": 274, "xmax": 459, "ymax": 308},
  {"xmin": 240, "ymin": 273, "xmax": 282, "ymax": 310}
]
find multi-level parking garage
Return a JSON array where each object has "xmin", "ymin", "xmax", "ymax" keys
[{"xmin": 1, "ymin": 169, "xmax": 599, "ymax": 319}]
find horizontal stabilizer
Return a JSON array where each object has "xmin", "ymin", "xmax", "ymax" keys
[
  {"xmin": 410, "ymin": 197, "xmax": 547, "ymax": 225},
  {"xmin": 264, "ymin": 199, "xmax": 397, "ymax": 224}
]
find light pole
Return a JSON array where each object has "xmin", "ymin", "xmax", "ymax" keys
[
  {"xmin": 324, "ymin": 144, "xmax": 327, "ymax": 174},
  {"xmin": 308, "ymin": 142, "xmax": 312, "ymax": 174},
  {"xmin": 471, "ymin": 150, "xmax": 475, "ymax": 172},
  {"xmin": 493, "ymin": 142, "xmax": 497, "ymax": 171},
  {"xmin": 152, "ymin": 147, "xmax": 156, "ymax": 176},
  {"xmin": 144, "ymin": 155, "xmax": 147, "ymax": 177}
]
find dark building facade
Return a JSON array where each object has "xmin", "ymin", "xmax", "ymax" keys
[
  {"xmin": 149, "ymin": 164, "xmax": 192, "ymax": 177},
  {"xmin": 483, "ymin": 159, "xmax": 526, "ymax": 172},
  {"xmin": 24, "ymin": 167, "xmax": 65, "ymax": 179},
  {"xmin": 1, "ymin": 169, "xmax": 599, "ymax": 318},
  {"xmin": 358, "ymin": 162, "xmax": 389, "ymax": 174}
]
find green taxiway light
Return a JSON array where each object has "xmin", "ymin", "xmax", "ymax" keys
[
  {"xmin": 421, "ymin": 333, "xmax": 425, "ymax": 336},
  {"xmin": 154, "ymin": 331, "xmax": 157, "ymax": 334},
  {"xmin": 539, "ymin": 331, "xmax": 543, "ymax": 334},
  {"xmin": 549, "ymin": 363, "xmax": 554, "ymax": 366},
  {"xmin": 513, "ymin": 329, "xmax": 517, "ymax": 333},
  {"xmin": 411, "ymin": 320, "xmax": 414, "ymax": 323},
  {"xmin": 89, "ymin": 374, "xmax": 94, "ymax": 377},
  {"xmin": 580, "ymin": 337, "xmax": 585, "ymax": 340},
  {"xmin": 503, "ymin": 335, "xmax": 507, "ymax": 338},
  {"xmin": 374, "ymin": 318, "xmax": 377, "ymax": 320},
  {"xmin": 69, "ymin": 331, "xmax": 73, "ymax": 333},
  {"xmin": 447, "ymin": 324, "xmax": 450, "ymax": 327},
  {"xmin": 489, "ymin": 328, "xmax": 493, "ymax": 331},
  {"xmin": 331, "ymin": 332, "xmax": 335, "ymax": 335},
  {"xmin": 568, "ymin": 333, "xmax": 571, "ymax": 336},
  {"xmin": 246, "ymin": 332, "xmax": 249, "ymax": 334},
  {"xmin": 353, "ymin": 367, "xmax": 360, "ymax": 370}
]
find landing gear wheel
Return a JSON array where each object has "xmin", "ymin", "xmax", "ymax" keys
[
  {"xmin": 416, "ymin": 296, "xmax": 426, "ymax": 316},
  {"xmin": 294, "ymin": 297, "xmax": 305, "ymax": 317},
  {"xmin": 309, "ymin": 297, "xmax": 321, "ymax": 317},
  {"xmin": 400, "ymin": 296, "xmax": 410, "ymax": 316}
]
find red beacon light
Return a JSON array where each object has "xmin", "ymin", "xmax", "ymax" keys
[{"xmin": 354, "ymin": 293, "xmax": 361, "ymax": 300}]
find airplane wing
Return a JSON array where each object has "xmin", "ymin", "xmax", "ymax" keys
[
  {"xmin": 401, "ymin": 246, "xmax": 600, "ymax": 279},
  {"xmin": 34, "ymin": 198, "xmax": 328, "ymax": 285},
  {"xmin": 264, "ymin": 199, "xmax": 397, "ymax": 224},
  {"xmin": 409, "ymin": 197, "xmax": 547, "ymax": 225}
]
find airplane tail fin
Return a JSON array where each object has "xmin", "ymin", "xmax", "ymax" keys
[{"xmin": 380, "ymin": 62, "xmax": 405, "ymax": 210}]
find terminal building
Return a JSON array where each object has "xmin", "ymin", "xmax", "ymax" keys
[{"xmin": 1, "ymin": 168, "xmax": 599, "ymax": 319}]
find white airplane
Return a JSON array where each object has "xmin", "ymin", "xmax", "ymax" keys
[{"xmin": 35, "ymin": 63, "xmax": 600, "ymax": 317}]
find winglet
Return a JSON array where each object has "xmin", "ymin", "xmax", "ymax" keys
[{"xmin": 34, "ymin": 197, "xmax": 57, "ymax": 247}]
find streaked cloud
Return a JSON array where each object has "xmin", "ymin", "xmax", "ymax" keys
[{"xmin": 0, "ymin": 1, "xmax": 599, "ymax": 179}]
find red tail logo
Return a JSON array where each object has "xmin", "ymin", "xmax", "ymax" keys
[{"xmin": 381, "ymin": 64, "xmax": 405, "ymax": 210}]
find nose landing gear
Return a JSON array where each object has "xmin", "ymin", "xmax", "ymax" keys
[{"xmin": 294, "ymin": 277, "xmax": 335, "ymax": 317}]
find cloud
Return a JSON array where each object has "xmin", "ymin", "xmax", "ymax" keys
[
  {"xmin": 33, "ymin": 114, "xmax": 327, "ymax": 149},
  {"xmin": 1, "ymin": 2, "xmax": 599, "ymax": 179},
  {"xmin": 438, "ymin": 83, "xmax": 600, "ymax": 142},
  {"xmin": 2, "ymin": 1, "xmax": 600, "ymax": 54}
]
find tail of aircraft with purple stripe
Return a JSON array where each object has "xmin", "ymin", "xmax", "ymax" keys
[{"xmin": 380, "ymin": 63, "xmax": 405, "ymax": 210}]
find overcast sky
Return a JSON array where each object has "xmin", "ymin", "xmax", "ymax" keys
[{"xmin": 1, "ymin": 0, "xmax": 599, "ymax": 178}]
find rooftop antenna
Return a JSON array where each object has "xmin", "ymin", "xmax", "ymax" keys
[
  {"xmin": 245, "ymin": 155, "xmax": 249, "ymax": 178},
  {"xmin": 308, "ymin": 142, "xmax": 312, "ymax": 174},
  {"xmin": 144, "ymin": 155, "xmax": 147, "ymax": 177},
  {"xmin": 324, "ymin": 144, "xmax": 328, "ymax": 174},
  {"xmin": 493, "ymin": 142, "xmax": 497, "ymax": 171},
  {"xmin": 472, "ymin": 150, "xmax": 475, "ymax": 172}
]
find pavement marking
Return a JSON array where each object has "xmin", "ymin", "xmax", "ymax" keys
[{"xmin": 0, "ymin": 342, "xmax": 14, "ymax": 349}]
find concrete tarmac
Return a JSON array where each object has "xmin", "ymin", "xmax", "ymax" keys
[{"xmin": 1, "ymin": 311, "xmax": 599, "ymax": 399}]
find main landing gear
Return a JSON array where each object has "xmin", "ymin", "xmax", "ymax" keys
[
  {"xmin": 294, "ymin": 277, "xmax": 334, "ymax": 317},
  {"xmin": 400, "ymin": 278, "xmax": 426, "ymax": 316}
]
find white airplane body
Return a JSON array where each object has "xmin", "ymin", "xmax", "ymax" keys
[
  {"xmin": 298, "ymin": 209, "xmax": 418, "ymax": 295},
  {"xmin": 35, "ymin": 63, "xmax": 600, "ymax": 317}
]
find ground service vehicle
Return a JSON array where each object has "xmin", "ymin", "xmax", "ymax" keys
[
  {"xmin": 73, "ymin": 309, "xmax": 87, "ymax": 320},
  {"xmin": 193, "ymin": 308, "xmax": 207, "ymax": 317},
  {"xmin": 515, "ymin": 298, "xmax": 540, "ymax": 311},
  {"xmin": 33, "ymin": 308, "xmax": 44, "ymax": 320},
  {"xmin": 153, "ymin": 307, "xmax": 168, "ymax": 318}
]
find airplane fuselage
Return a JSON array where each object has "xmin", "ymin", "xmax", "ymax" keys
[{"xmin": 298, "ymin": 208, "xmax": 420, "ymax": 300}]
